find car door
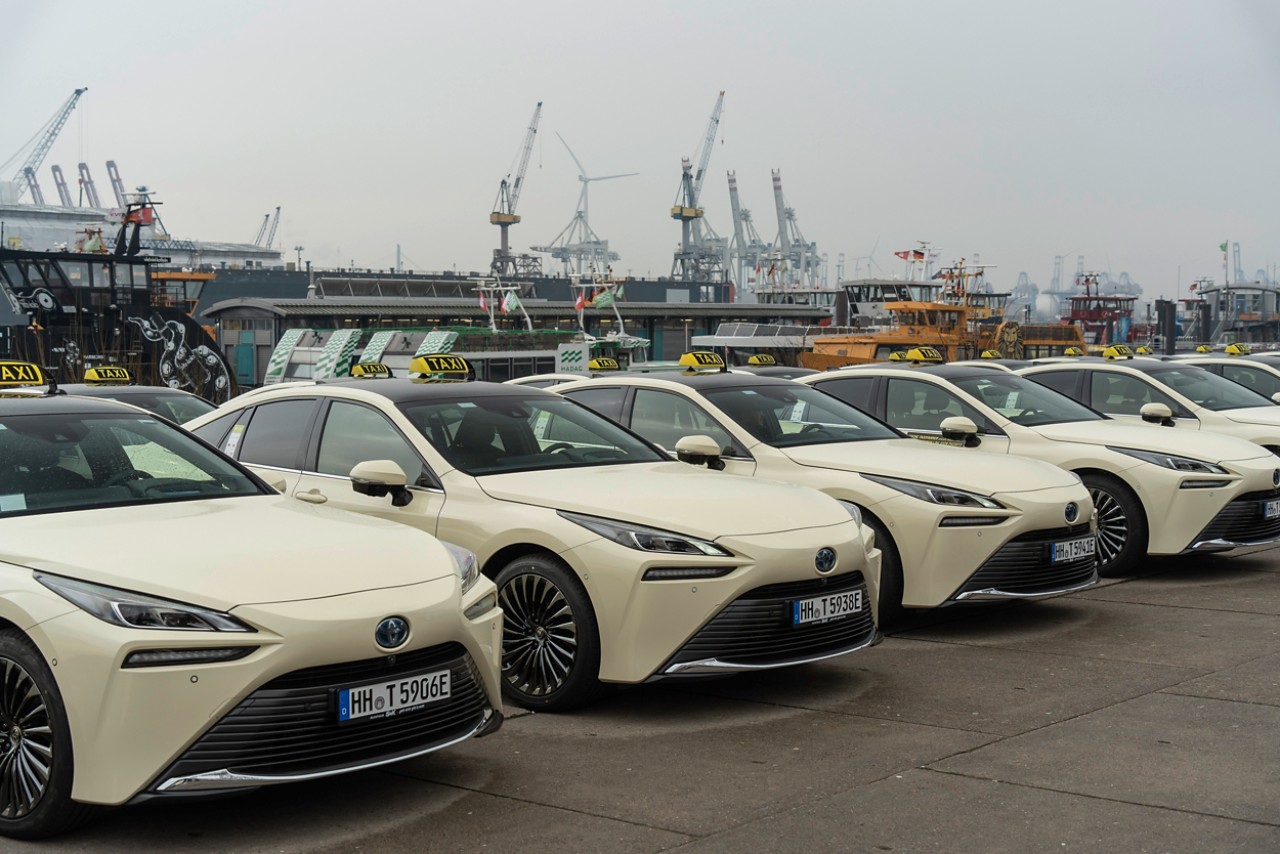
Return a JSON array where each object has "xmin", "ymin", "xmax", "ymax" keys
[
  {"xmin": 809, "ymin": 375, "xmax": 881, "ymax": 417},
  {"xmin": 1218, "ymin": 363, "xmax": 1280, "ymax": 399},
  {"xmin": 224, "ymin": 398, "xmax": 321, "ymax": 493},
  {"xmin": 626, "ymin": 388, "xmax": 756, "ymax": 475},
  {"xmin": 882, "ymin": 378, "xmax": 1012, "ymax": 453},
  {"xmin": 1085, "ymin": 371, "xmax": 1199, "ymax": 429},
  {"xmin": 292, "ymin": 399, "xmax": 446, "ymax": 532}
]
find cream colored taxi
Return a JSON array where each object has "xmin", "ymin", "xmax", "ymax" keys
[
  {"xmin": 552, "ymin": 352, "xmax": 1098, "ymax": 625},
  {"xmin": 1016, "ymin": 345, "xmax": 1280, "ymax": 452},
  {"xmin": 0, "ymin": 390, "xmax": 503, "ymax": 839},
  {"xmin": 802, "ymin": 362, "xmax": 1280, "ymax": 576},
  {"xmin": 185, "ymin": 356, "xmax": 882, "ymax": 712},
  {"xmin": 1166, "ymin": 344, "xmax": 1280, "ymax": 401}
]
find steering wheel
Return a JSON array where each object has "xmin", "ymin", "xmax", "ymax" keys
[
  {"xmin": 543, "ymin": 442, "xmax": 576, "ymax": 453},
  {"xmin": 800, "ymin": 424, "xmax": 828, "ymax": 434}
]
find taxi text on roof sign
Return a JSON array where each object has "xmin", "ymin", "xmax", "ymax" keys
[
  {"xmin": 678, "ymin": 351, "xmax": 726, "ymax": 371},
  {"xmin": 887, "ymin": 347, "xmax": 943, "ymax": 364},
  {"xmin": 979, "ymin": 349, "xmax": 1002, "ymax": 359},
  {"xmin": 351, "ymin": 362, "xmax": 392, "ymax": 378},
  {"xmin": 0, "ymin": 361, "xmax": 44, "ymax": 386},
  {"xmin": 1102, "ymin": 344, "xmax": 1134, "ymax": 360},
  {"xmin": 587, "ymin": 357, "xmax": 620, "ymax": 371},
  {"xmin": 1063, "ymin": 346, "xmax": 1085, "ymax": 356},
  {"xmin": 83, "ymin": 366, "xmax": 133, "ymax": 384},
  {"xmin": 409, "ymin": 354, "xmax": 472, "ymax": 382},
  {"xmin": 747, "ymin": 353, "xmax": 777, "ymax": 366},
  {"xmin": 1225, "ymin": 343, "xmax": 1251, "ymax": 356}
]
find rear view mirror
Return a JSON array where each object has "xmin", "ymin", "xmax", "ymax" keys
[
  {"xmin": 350, "ymin": 459, "xmax": 413, "ymax": 507},
  {"xmin": 1271, "ymin": 393, "xmax": 1280, "ymax": 405},
  {"xmin": 939, "ymin": 416, "xmax": 981, "ymax": 447},
  {"xmin": 1140, "ymin": 402, "xmax": 1175, "ymax": 426},
  {"xmin": 674, "ymin": 435, "xmax": 726, "ymax": 471}
]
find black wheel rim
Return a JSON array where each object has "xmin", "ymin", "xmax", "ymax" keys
[
  {"xmin": 1090, "ymin": 486, "xmax": 1128, "ymax": 567},
  {"xmin": 499, "ymin": 572, "xmax": 579, "ymax": 698},
  {"xmin": 0, "ymin": 657, "xmax": 53, "ymax": 819}
]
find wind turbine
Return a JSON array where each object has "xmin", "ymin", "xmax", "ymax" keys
[
  {"xmin": 532, "ymin": 134, "xmax": 638, "ymax": 275},
  {"xmin": 849, "ymin": 237, "xmax": 883, "ymax": 280}
]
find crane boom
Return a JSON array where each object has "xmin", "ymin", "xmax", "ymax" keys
[
  {"xmin": 106, "ymin": 160, "xmax": 127, "ymax": 208},
  {"xmin": 51, "ymin": 165, "xmax": 73, "ymax": 206},
  {"xmin": 264, "ymin": 206, "xmax": 281, "ymax": 249},
  {"xmin": 77, "ymin": 163, "xmax": 101, "ymax": 207},
  {"xmin": 507, "ymin": 102, "xmax": 542, "ymax": 215},
  {"xmin": 7, "ymin": 87, "xmax": 87, "ymax": 202},
  {"xmin": 253, "ymin": 214, "xmax": 270, "ymax": 246},
  {"xmin": 690, "ymin": 91, "xmax": 724, "ymax": 207}
]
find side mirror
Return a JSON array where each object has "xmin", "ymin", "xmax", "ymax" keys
[
  {"xmin": 350, "ymin": 459, "xmax": 413, "ymax": 507},
  {"xmin": 939, "ymin": 416, "xmax": 981, "ymax": 447},
  {"xmin": 1271, "ymin": 392, "xmax": 1280, "ymax": 405},
  {"xmin": 267, "ymin": 476, "xmax": 288, "ymax": 493},
  {"xmin": 1140, "ymin": 402, "xmax": 1175, "ymax": 426},
  {"xmin": 674, "ymin": 434, "xmax": 726, "ymax": 471}
]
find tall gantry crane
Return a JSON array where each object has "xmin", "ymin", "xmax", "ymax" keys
[
  {"xmin": 264, "ymin": 206, "xmax": 281, "ymax": 249},
  {"xmin": 490, "ymin": 102, "xmax": 544, "ymax": 277},
  {"xmin": 671, "ymin": 91, "xmax": 729, "ymax": 283},
  {"xmin": 726, "ymin": 170, "xmax": 768, "ymax": 294},
  {"xmin": 768, "ymin": 169, "xmax": 823, "ymax": 288},
  {"xmin": 77, "ymin": 162, "xmax": 102, "ymax": 207},
  {"xmin": 253, "ymin": 214, "xmax": 271, "ymax": 246},
  {"xmin": 1, "ymin": 87, "xmax": 87, "ymax": 204}
]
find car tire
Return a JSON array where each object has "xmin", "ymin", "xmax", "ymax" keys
[
  {"xmin": 1080, "ymin": 472, "xmax": 1147, "ymax": 577},
  {"xmin": 495, "ymin": 554, "xmax": 606, "ymax": 712},
  {"xmin": 865, "ymin": 516, "xmax": 904, "ymax": 629},
  {"xmin": 0, "ymin": 630, "xmax": 98, "ymax": 840}
]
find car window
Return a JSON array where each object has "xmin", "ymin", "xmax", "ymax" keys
[
  {"xmin": 237, "ymin": 399, "xmax": 320, "ymax": 469},
  {"xmin": 0, "ymin": 412, "xmax": 261, "ymax": 517},
  {"xmin": 1088, "ymin": 373, "xmax": 1181, "ymax": 416},
  {"xmin": 701, "ymin": 383, "xmax": 900, "ymax": 446},
  {"xmin": 1024, "ymin": 370, "xmax": 1079, "ymax": 398},
  {"xmin": 1221, "ymin": 364, "xmax": 1280, "ymax": 398},
  {"xmin": 188, "ymin": 411, "xmax": 241, "ymax": 447},
  {"xmin": 316, "ymin": 401, "xmax": 431, "ymax": 485},
  {"xmin": 398, "ymin": 394, "xmax": 665, "ymax": 475},
  {"xmin": 952, "ymin": 374, "xmax": 1104, "ymax": 426},
  {"xmin": 885, "ymin": 378, "xmax": 990, "ymax": 432},
  {"xmin": 128, "ymin": 392, "xmax": 217, "ymax": 423},
  {"xmin": 559, "ymin": 386, "xmax": 627, "ymax": 423},
  {"xmin": 812, "ymin": 376, "xmax": 878, "ymax": 413},
  {"xmin": 1145, "ymin": 366, "xmax": 1275, "ymax": 411},
  {"xmin": 631, "ymin": 389, "xmax": 744, "ymax": 456}
]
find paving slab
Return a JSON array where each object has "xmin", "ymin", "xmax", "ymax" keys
[
  {"xmin": 668, "ymin": 637, "xmax": 1199, "ymax": 736},
  {"xmin": 896, "ymin": 596, "xmax": 1280, "ymax": 670},
  {"xmin": 392, "ymin": 688, "xmax": 993, "ymax": 837},
  {"xmin": 676, "ymin": 768, "xmax": 1280, "ymax": 854},
  {"xmin": 1077, "ymin": 556, "xmax": 1280, "ymax": 615},
  {"xmin": 1163, "ymin": 651, "xmax": 1280, "ymax": 708},
  {"xmin": 932, "ymin": 692, "xmax": 1280, "ymax": 825}
]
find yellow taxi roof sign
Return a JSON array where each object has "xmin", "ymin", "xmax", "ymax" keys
[
  {"xmin": 1063, "ymin": 347, "xmax": 1085, "ymax": 356},
  {"xmin": 678, "ymin": 351, "xmax": 726, "ymax": 372},
  {"xmin": 888, "ymin": 346, "xmax": 943, "ymax": 365},
  {"xmin": 350, "ymin": 362, "xmax": 393, "ymax": 378},
  {"xmin": 1224, "ymin": 343, "xmax": 1251, "ymax": 356},
  {"xmin": 1134, "ymin": 346, "xmax": 1153, "ymax": 355},
  {"xmin": 1195, "ymin": 345, "xmax": 1212, "ymax": 353},
  {"xmin": 0, "ymin": 361, "xmax": 45, "ymax": 387},
  {"xmin": 979, "ymin": 349, "xmax": 1002, "ymax": 359},
  {"xmin": 747, "ymin": 353, "xmax": 777, "ymax": 366},
  {"xmin": 83, "ymin": 366, "xmax": 133, "ymax": 385},
  {"xmin": 587, "ymin": 357, "xmax": 620, "ymax": 372},
  {"xmin": 1102, "ymin": 344, "xmax": 1134, "ymax": 360},
  {"xmin": 409, "ymin": 354, "xmax": 472, "ymax": 382}
]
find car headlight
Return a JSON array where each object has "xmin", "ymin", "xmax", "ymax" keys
[
  {"xmin": 442, "ymin": 541, "xmax": 480, "ymax": 594},
  {"xmin": 862, "ymin": 474, "xmax": 1004, "ymax": 509},
  {"xmin": 558, "ymin": 511, "xmax": 732, "ymax": 556},
  {"xmin": 837, "ymin": 500, "xmax": 863, "ymax": 526},
  {"xmin": 36, "ymin": 573, "xmax": 254, "ymax": 632},
  {"xmin": 1107, "ymin": 447, "xmax": 1228, "ymax": 474}
]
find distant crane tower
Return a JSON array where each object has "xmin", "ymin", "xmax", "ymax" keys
[
  {"xmin": 77, "ymin": 162, "xmax": 102, "ymax": 207},
  {"xmin": 2, "ymin": 87, "xmax": 86, "ymax": 204},
  {"xmin": 769, "ymin": 169, "xmax": 822, "ymax": 287},
  {"xmin": 490, "ymin": 102, "xmax": 544, "ymax": 277},
  {"xmin": 726, "ymin": 170, "xmax": 768, "ymax": 294},
  {"xmin": 671, "ymin": 91, "xmax": 729, "ymax": 282},
  {"xmin": 265, "ymin": 206, "xmax": 281, "ymax": 249},
  {"xmin": 106, "ymin": 160, "xmax": 127, "ymax": 209},
  {"xmin": 50, "ymin": 165, "xmax": 73, "ymax": 207},
  {"xmin": 253, "ymin": 214, "xmax": 271, "ymax": 246}
]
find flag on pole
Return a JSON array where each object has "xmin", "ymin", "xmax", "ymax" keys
[
  {"xmin": 479, "ymin": 291, "xmax": 488, "ymax": 311},
  {"xmin": 594, "ymin": 291, "xmax": 615, "ymax": 308},
  {"xmin": 1219, "ymin": 242, "xmax": 1229, "ymax": 252},
  {"xmin": 501, "ymin": 291, "xmax": 519, "ymax": 314},
  {"xmin": 894, "ymin": 250, "xmax": 910, "ymax": 261},
  {"xmin": 574, "ymin": 290, "xmax": 586, "ymax": 312},
  {"xmin": 1189, "ymin": 282, "xmax": 1198, "ymax": 291}
]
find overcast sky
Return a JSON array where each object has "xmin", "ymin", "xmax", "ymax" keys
[{"xmin": 3, "ymin": 0, "xmax": 1277, "ymax": 301}]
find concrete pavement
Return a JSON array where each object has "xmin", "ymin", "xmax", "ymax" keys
[{"xmin": 31, "ymin": 550, "xmax": 1280, "ymax": 853}]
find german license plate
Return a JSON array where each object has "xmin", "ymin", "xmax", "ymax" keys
[
  {"xmin": 1265, "ymin": 499, "xmax": 1280, "ymax": 520},
  {"xmin": 793, "ymin": 589, "xmax": 863, "ymax": 625},
  {"xmin": 337, "ymin": 669, "xmax": 450, "ymax": 723},
  {"xmin": 1051, "ymin": 536, "xmax": 1097, "ymax": 563}
]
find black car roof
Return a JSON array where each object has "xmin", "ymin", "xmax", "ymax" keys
[
  {"xmin": 600, "ymin": 371, "xmax": 801, "ymax": 390},
  {"xmin": 56, "ymin": 384, "xmax": 204, "ymax": 399},
  {"xmin": 0, "ymin": 395, "xmax": 144, "ymax": 416},
  {"xmin": 320, "ymin": 377, "xmax": 560, "ymax": 403}
]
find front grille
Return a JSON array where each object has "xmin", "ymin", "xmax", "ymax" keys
[
  {"xmin": 662, "ymin": 571, "xmax": 875, "ymax": 669},
  {"xmin": 1194, "ymin": 489, "xmax": 1280, "ymax": 544},
  {"xmin": 153, "ymin": 643, "xmax": 491, "ymax": 787},
  {"xmin": 957, "ymin": 524, "xmax": 1096, "ymax": 596}
]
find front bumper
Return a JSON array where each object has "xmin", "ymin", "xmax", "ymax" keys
[
  {"xmin": 1183, "ymin": 489, "xmax": 1280, "ymax": 553},
  {"xmin": 951, "ymin": 523, "xmax": 1099, "ymax": 601}
]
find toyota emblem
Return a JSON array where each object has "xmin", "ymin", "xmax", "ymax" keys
[
  {"xmin": 1065, "ymin": 502, "xmax": 1080, "ymax": 524},
  {"xmin": 815, "ymin": 548, "xmax": 837, "ymax": 574},
  {"xmin": 375, "ymin": 616, "xmax": 410, "ymax": 650}
]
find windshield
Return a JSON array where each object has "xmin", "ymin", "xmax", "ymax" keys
[
  {"xmin": 1145, "ymin": 366, "xmax": 1276, "ymax": 411},
  {"xmin": 0, "ymin": 412, "xmax": 262, "ymax": 518},
  {"xmin": 701, "ymin": 384, "xmax": 901, "ymax": 447},
  {"xmin": 953, "ymin": 373, "xmax": 1105, "ymax": 426},
  {"xmin": 99, "ymin": 391, "xmax": 217, "ymax": 423},
  {"xmin": 398, "ymin": 394, "xmax": 667, "ymax": 475}
]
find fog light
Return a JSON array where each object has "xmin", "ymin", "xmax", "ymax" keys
[
  {"xmin": 642, "ymin": 566, "xmax": 735, "ymax": 581},
  {"xmin": 1179, "ymin": 479, "xmax": 1231, "ymax": 489},
  {"xmin": 123, "ymin": 647, "xmax": 257, "ymax": 668},
  {"xmin": 939, "ymin": 516, "xmax": 1005, "ymax": 527},
  {"xmin": 464, "ymin": 591, "xmax": 499, "ymax": 620}
]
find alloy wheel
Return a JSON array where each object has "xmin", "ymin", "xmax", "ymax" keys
[
  {"xmin": 0, "ymin": 658, "xmax": 53, "ymax": 819},
  {"xmin": 1090, "ymin": 486, "xmax": 1129, "ymax": 567},
  {"xmin": 499, "ymin": 572, "xmax": 579, "ymax": 698}
]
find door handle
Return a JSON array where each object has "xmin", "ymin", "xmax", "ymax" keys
[{"xmin": 296, "ymin": 489, "xmax": 328, "ymax": 505}]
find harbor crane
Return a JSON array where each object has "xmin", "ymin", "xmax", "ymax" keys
[
  {"xmin": 1, "ymin": 87, "xmax": 86, "ymax": 204},
  {"xmin": 671, "ymin": 91, "xmax": 729, "ymax": 283},
  {"xmin": 50, "ymin": 165, "xmax": 73, "ymax": 207},
  {"xmin": 531, "ymin": 133, "xmax": 635, "ymax": 276},
  {"xmin": 77, "ymin": 162, "xmax": 102, "ymax": 207},
  {"xmin": 106, "ymin": 160, "xmax": 127, "ymax": 208},
  {"xmin": 253, "ymin": 214, "xmax": 270, "ymax": 246},
  {"xmin": 251, "ymin": 207, "xmax": 281, "ymax": 247},
  {"xmin": 726, "ymin": 170, "xmax": 769, "ymax": 295},
  {"xmin": 769, "ymin": 169, "xmax": 823, "ymax": 288},
  {"xmin": 490, "ymin": 102, "xmax": 544, "ymax": 277},
  {"xmin": 264, "ymin": 206, "xmax": 281, "ymax": 249}
]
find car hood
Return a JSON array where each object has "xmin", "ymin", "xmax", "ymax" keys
[
  {"xmin": 477, "ymin": 462, "xmax": 852, "ymax": 537},
  {"xmin": 779, "ymin": 438, "xmax": 1079, "ymax": 496},
  {"xmin": 0, "ymin": 496, "xmax": 453, "ymax": 610},
  {"xmin": 1219, "ymin": 406, "xmax": 1280, "ymax": 429},
  {"xmin": 1034, "ymin": 420, "xmax": 1272, "ymax": 463}
]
